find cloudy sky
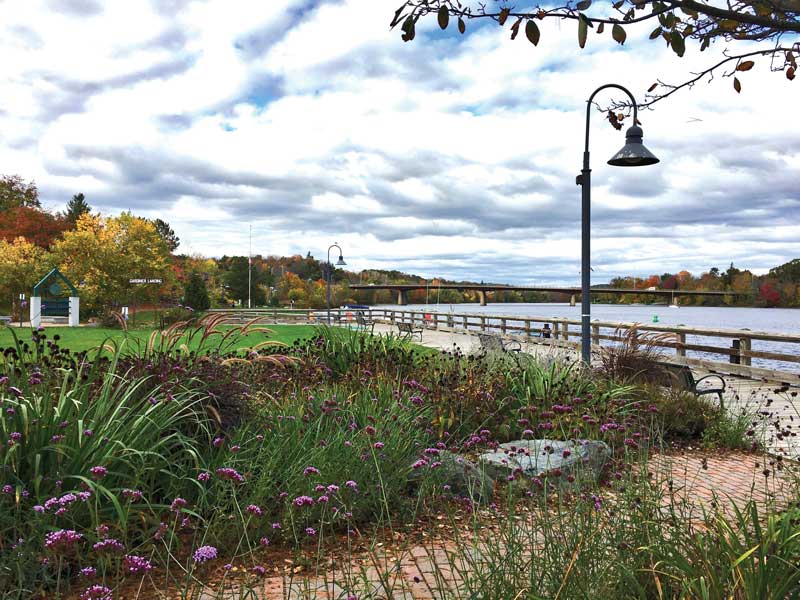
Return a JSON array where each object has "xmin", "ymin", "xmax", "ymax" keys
[{"xmin": 1, "ymin": 0, "xmax": 798, "ymax": 285}]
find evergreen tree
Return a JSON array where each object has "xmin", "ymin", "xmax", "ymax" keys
[
  {"xmin": 153, "ymin": 218, "xmax": 180, "ymax": 252},
  {"xmin": 65, "ymin": 193, "xmax": 91, "ymax": 225},
  {"xmin": 223, "ymin": 257, "xmax": 266, "ymax": 305},
  {"xmin": 184, "ymin": 271, "xmax": 210, "ymax": 311}
]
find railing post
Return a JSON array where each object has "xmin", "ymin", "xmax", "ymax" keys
[
  {"xmin": 447, "ymin": 314, "xmax": 454, "ymax": 328},
  {"xmin": 731, "ymin": 339, "xmax": 741, "ymax": 364},
  {"xmin": 591, "ymin": 324, "xmax": 600, "ymax": 346},
  {"xmin": 560, "ymin": 321, "xmax": 569, "ymax": 340},
  {"xmin": 480, "ymin": 316, "xmax": 486, "ymax": 332},
  {"xmin": 501, "ymin": 318, "xmax": 507, "ymax": 335},
  {"xmin": 525, "ymin": 319, "xmax": 531, "ymax": 339},
  {"xmin": 676, "ymin": 332, "xmax": 686, "ymax": 357},
  {"xmin": 740, "ymin": 337, "xmax": 751, "ymax": 366},
  {"xmin": 462, "ymin": 316, "xmax": 467, "ymax": 330}
]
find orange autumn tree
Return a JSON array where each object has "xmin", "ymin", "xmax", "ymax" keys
[{"xmin": 0, "ymin": 206, "xmax": 69, "ymax": 249}]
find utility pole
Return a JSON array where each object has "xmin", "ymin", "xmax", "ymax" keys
[{"xmin": 248, "ymin": 224, "xmax": 252, "ymax": 309}]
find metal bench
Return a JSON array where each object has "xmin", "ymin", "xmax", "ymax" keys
[
  {"xmin": 478, "ymin": 333, "xmax": 522, "ymax": 353},
  {"xmin": 658, "ymin": 362, "xmax": 727, "ymax": 408},
  {"xmin": 396, "ymin": 321, "xmax": 423, "ymax": 341},
  {"xmin": 354, "ymin": 311, "xmax": 375, "ymax": 334}
]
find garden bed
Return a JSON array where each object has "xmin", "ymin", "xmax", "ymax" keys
[{"xmin": 1, "ymin": 316, "xmax": 798, "ymax": 599}]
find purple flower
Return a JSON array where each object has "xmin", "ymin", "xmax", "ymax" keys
[
  {"xmin": 80, "ymin": 585, "xmax": 113, "ymax": 600},
  {"xmin": 373, "ymin": 442, "xmax": 385, "ymax": 449},
  {"xmin": 259, "ymin": 536, "xmax": 270, "ymax": 546},
  {"xmin": 317, "ymin": 494, "xmax": 330, "ymax": 503},
  {"xmin": 215, "ymin": 467, "xmax": 245, "ymax": 483},
  {"xmin": 293, "ymin": 495, "xmax": 314, "ymax": 507},
  {"xmin": 50, "ymin": 434, "xmax": 64, "ymax": 443},
  {"xmin": 33, "ymin": 505, "xmax": 45, "ymax": 513},
  {"xmin": 2, "ymin": 485, "xmax": 12, "ymax": 494},
  {"xmin": 230, "ymin": 444, "xmax": 240, "ymax": 453},
  {"xmin": 10, "ymin": 432, "xmax": 21, "ymax": 441},
  {"xmin": 122, "ymin": 489, "xmax": 143, "ymax": 501},
  {"xmin": 192, "ymin": 545, "xmax": 218, "ymax": 563},
  {"xmin": 83, "ymin": 429, "xmax": 93, "ymax": 437},
  {"xmin": 44, "ymin": 529, "xmax": 83, "ymax": 552},
  {"xmin": 80, "ymin": 566, "xmax": 97, "ymax": 578},
  {"xmin": 212, "ymin": 437, "xmax": 224, "ymax": 448},
  {"xmin": 305, "ymin": 527, "xmax": 316, "ymax": 536},
  {"xmin": 89, "ymin": 466, "xmax": 107, "ymax": 479},
  {"xmin": 123, "ymin": 554, "xmax": 153, "ymax": 574},
  {"xmin": 411, "ymin": 459, "xmax": 428, "ymax": 470},
  {"xmin": 170, "ymin": 497, "xmax": 187, "ymax": 512},
  {"xmin": 345, "ymin": 480, "xmax": 357, "ymax": 489},
  {"xmin": 197, "ymin": 472, "xmax": 211, "ymax": 482},
  {"xmin": 272, "ymin": 522, "xmax": 282, "ymax": 529},
  {"xmin": 245, "ymin": 504, "xmax": 262, "ymax": 516},
  {"xmin": 365, "ymin": 425, "xmax": 376, "ymax": 436},
  {"xmin": 92, "ymin": 538, "xmax": 124, "ymax": 553},
  {"xmin": 303, "ymin": 466, "xmax": 320, "ymax": 477},
  {"xmin": 9, "ymin": 387, "xmax": 22, "ymax": 397}
]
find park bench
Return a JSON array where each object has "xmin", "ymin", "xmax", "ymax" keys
[
  {"xmin": 396, "ymin": 322, "xmax": 423, "ymax": 341},
  {"xmin": 658, "ymin": 362, "xmax": 727, "ymax": 408},
  {"xmin": 478, "ymin": 333, "xmax": 522, "ymax": 353},
  {"xmin": 354, "ymin": 311, "xmax": 375, "ymax": 334},
  {"xmin": 0, "ymin": 316, "xmax": 11, "ymax": 326}
]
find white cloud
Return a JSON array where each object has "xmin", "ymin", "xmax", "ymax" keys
[{"xmin": 0, "ymin": 0, "xmax": 798, "ymax": 285}]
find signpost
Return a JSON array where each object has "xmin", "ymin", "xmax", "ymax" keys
[{"xmin": 128, "ymin": 278, "xmax": 163, "ymax": 325}]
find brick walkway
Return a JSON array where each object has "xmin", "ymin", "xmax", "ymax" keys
[{"xmin": 191, "ymin": 450, "xmax": 797, "ymax": 600}]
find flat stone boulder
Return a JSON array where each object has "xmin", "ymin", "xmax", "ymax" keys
[
  {"xmin": 478, "ymin": 439, "xmax": 610, "ymax": 487},
  {"xmin": 408, "ymin": 451, "xmax": 495, "ymax": 504}
]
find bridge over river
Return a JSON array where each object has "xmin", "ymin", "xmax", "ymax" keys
[{"xmin": 350, "ymin": 283, "xmax": 734, "ymax": 306}]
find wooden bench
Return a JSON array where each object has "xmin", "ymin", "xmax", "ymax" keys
[
  {"xmin": 658, "ymin": 362, "xmax": 727, "ymax": 408},
  {"xmin": 478, "ymin": 333, "xmax": 522, "ymax": 353},
  {"xmin": 396, "ymin": 321, "xmax": 423, "ymax": 341}
]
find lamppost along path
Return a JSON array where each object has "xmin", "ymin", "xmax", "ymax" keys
[
  {"xmin": 577, "ymin": 84, "xmax": 660, "ymax": 364},
  {"xmin": 326, "ymin": 243, "xmax": 346, "ymax": 324}
]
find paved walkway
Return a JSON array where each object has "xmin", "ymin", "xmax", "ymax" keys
[
  {"xmin": 195, "ymin": 450, "xmax": 795, "ymax": 600},
  {"xmin": 372, "ymin": 323, "xmax": 800, "ymax": 459}
]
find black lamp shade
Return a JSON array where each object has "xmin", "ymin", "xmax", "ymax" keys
[
  {"xmin": 336, "ymin": 256, "xmax": 346, "ymax": 266},
  {"xmin": 607, "ymin": 125, "xmax": 660, "ymax": 167}
]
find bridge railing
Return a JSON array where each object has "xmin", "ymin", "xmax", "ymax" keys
[{"xmin": 207, "ymin": 308, "xmax": 800, "ymax": 383}]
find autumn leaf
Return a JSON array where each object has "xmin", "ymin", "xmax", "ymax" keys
[
  {"xmin": 437, "ymin": 6, "xmax": 449, "ymax": 29},
  {"xmin": 458, "ymin": 17, "xmax": 466, "ymax": 34},
  {"xmin": 733, "ymin": 76, "xmax": 741, "ymax": 93},
  {"xmin": 671, "ymin": 33, "xmax": 685, "ymax": 57},
  {"xmin": 576, "ymin": 0, "xmax": 592, "ymax": 10},
  {"xmin": 612, "ymin": 23, "xmax": 626, "ymax": 44},
  {"xmin": 498, "ymin": 7, "xmax": 510, "ymax": 25},
  {"xmin": 510, "ymin": 17, "xmax": 523, "ymax": 40},
  {"xmin": 597, "ymin": 22, "xmax": 604, "ymax": 34},
  {"xmin": 649, "ymin": 26, "xmax": 661, "ymax": 39},
  {"xmin": 736, "ymin": 60, "xmax": 755, "ymax": 71},
  {"xmin": 525, "ymin": 20, "xmax": 541, "ymax": 46},
  {"xmin": 787, "ymin": 66, "xmax": 796, "ymax": 81},
  {"xmin": 647, "ymin": 82, "xmax": 658, "ymax": 92}
]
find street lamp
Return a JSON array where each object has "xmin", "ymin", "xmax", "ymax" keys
[
  {"xmin": 576, "ymin": 83, "xmax": 659, "ymax": 365},
  {"xmin": 326, "ymin": 243, "xmax": 346, "ymax": 324}
]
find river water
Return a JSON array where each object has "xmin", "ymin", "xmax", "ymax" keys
[{"xmin": 374, "ymin": 303, "xmax": 800, "ymax": 373}]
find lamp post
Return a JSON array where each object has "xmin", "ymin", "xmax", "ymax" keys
[
  {"xmin": 326, "ymin": 243, "xmax": 346, "ymax": 324},
  {"xmin": 576, "ymin": 84, "xmax": 659, "ymax": 365}
]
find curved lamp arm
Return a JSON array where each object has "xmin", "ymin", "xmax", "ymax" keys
[{"xmin": 584, "ymin": 83, "xmax": 638, "ymax": 154}]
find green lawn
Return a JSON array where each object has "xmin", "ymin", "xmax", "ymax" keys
[{"xmin": 0, "ymin": 323, "xmax": 320, "ymax": 354}]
